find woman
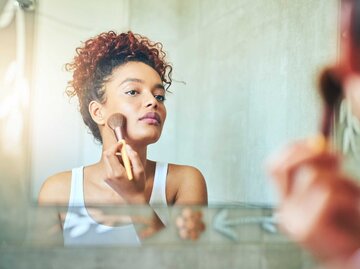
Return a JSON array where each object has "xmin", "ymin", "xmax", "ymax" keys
[{"xmin": 38, "ymin": 31, "xmax": 207, "ymax": 245}]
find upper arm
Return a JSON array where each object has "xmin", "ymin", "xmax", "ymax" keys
[
  {"xmin": 173, "ymin": 166, "xmax": 208, "ymax": 205},
  {"xmin": 38, "ymin": 172, "xmax": 71, "ymax": 205},
  {"xmin": 37, "ymin": 172, "xmax": 70, "ymax": 240}
]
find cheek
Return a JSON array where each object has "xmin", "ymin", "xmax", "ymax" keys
[{"xmin": 114, "ymin": 103, "xmax": 138, "ymax": 122}]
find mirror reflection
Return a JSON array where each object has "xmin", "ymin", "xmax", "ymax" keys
[
  {"xmin": 35, "ymin": 30, "xmax": 208, "ymax": 245},
  {"xmin": 2, "ymin": 0, "xmax": 359, "ymax": 256},
  {"xmin": 27, "ymin": 0, "xmax": 340, "ymax": 206}
]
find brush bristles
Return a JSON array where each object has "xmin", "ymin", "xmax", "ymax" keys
[
  {"xmin": 107, "ymin": 113, "xmax": 125, "ymax": 131},
  {"xmin": 319, "ymin": 68, "xmax": 343, "ymax": 108},
  {"xmin": 318, "ymin": 68, "xmax": 343, "ymax": 138}
]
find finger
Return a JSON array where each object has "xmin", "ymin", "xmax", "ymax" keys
[
  {"xmin": 103, "ymin": 141, "xmax": 125, "ymax": 164},
  {"xmin": 328, "ymin": 180, "xmax": 360, "ymax": 236},
  {"xmin": 267, "ymin": 141, "xmax": 340, "ymax": 198},
  {"xmin": 290, "ymin": 178, "xmax": 360, "ymax": 243},
  {"xmin": 125, "ymin": 145, "xmax": 145, "ymax": 181},
  {"xmin": 268, "ymin": 140, "xmax": 339, "ymax": 177},
  {"xmin": 104, "ymin": 140, "xmax": 125, "ymax": 155},
  {"xmin": 103, "ymin": 141, "xmax": 126, "ymax": 179},
  {"xmin": 267, "ymin": 141, "xmax": 315, "ymax": 197},
  {"xmin": 277, "ymin": 176, "xmax": 360, "ymax": 262},
  {"xmin": 120, "ymin": 141, "xmax": 133, "ymax": 180},
  {"xmin": 276, "ymin": 170, "xmax": 331, "ymax": 235},
  {"xmin": 291, "ymin": 165, "xmax": 341, "ymax": 196}
]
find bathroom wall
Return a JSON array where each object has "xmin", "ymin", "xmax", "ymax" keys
[{"xmin": 29, "ymin": 0, "xmax": 339, "ymax": 204}]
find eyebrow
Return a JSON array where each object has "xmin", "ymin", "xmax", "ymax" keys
[
  {"xmin": 119, "ymin": 78, "xmax": 165, "ymax": 91},
  {"xmin": 120, "ymin": 78, "xmax": 143, "ymax": 85}
]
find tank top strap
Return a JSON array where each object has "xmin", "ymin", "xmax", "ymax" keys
[
  {"xmin": 63, "ymin": 166, "xmax": 85, "ymax": 230},
  {"xmin": 68, "ymin": 166, "xmax": 85, "ymax": 207},
  {"xmin": 149, "ymin": 162, "xmax": 168, "ymax": 206}
]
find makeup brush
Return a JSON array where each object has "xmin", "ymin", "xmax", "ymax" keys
[
  {"xmin": 107, "ymin": 113, "xmax": 133, "ymax": 180},
  {"xmin": 314, "ymin": 68, "xmax": 343, "ymax": 152},
  {"xmin": 311, "ymin": 0, "xmax": 360, "ymax": 152}
]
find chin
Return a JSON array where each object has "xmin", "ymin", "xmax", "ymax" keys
[
  {"xmin": 146, "ymin": 138, "xmax": 160, "ymax": 145},
  {"xmin": 144, "ymin": 133, "xmax": 161, "ymax": 144},
  {"xmin": 128, "ymin": 131, "xmax": 161, "ymax": 146}
]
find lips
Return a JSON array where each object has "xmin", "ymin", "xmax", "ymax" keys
[{"xmin": 139, "ymin": 112, "xmax": 161, "ymax": 125}]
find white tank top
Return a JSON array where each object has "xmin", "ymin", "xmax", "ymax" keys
[{"xmin": 63, "ymin": 162, "xmax": 169, "ymax": 246}]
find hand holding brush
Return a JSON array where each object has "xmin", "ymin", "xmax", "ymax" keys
[{"xmin": 107, "ymin": 113, "xmax": 133, "ymax": 180}]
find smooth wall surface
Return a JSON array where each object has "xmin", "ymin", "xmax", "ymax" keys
[{"xmin": 30, "ymin": 0, "xmax": 339, "ymax": 204}]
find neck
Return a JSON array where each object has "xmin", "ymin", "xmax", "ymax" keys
[{"xmin": 127, "ymin": 143, "xmax": 148, "ymax": 167}]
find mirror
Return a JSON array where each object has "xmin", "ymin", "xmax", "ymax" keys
[
  {"xmin": 2, "ymin": 0, "xmax": 355, "ymax": 266},
  {"xmin": 24, "ymin": 0, "xmax": 342, "ymax": 205}
]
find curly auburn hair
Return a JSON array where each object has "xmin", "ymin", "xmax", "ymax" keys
[{"xmin": 65, "ymin": 31, "xmax": 173, "ymax": 143}]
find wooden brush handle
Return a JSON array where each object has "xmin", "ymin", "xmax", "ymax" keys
[
  {"xmin": 308, "ymin": 134, "xmax": 329, "ymax": 154},
  {"xmin": 120, "ymin": 139, "xmax": 133, "ymax": 180}
]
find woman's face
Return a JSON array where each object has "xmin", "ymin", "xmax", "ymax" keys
[{"xmin": 102, "ymin": 61, "xmax": 167, "ymax": 146}]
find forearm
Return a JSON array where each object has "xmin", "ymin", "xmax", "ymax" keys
[{"xmin": 129, "ymin": 205, "xmax": 166, "ymax": 240}]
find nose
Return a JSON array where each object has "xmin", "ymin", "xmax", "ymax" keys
[{"xmin": 145, "ymin": 92, "xmax": 158, "ymax": 109}]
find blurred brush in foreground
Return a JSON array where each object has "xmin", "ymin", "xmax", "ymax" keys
[{"xmin": 268, "ymin": 1, "xmax": 360, "ymax": 268}]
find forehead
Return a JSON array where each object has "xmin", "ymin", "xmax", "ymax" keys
[{"xmin": 109, "ymin": 61, "xmax": 162, "ymax": 85}]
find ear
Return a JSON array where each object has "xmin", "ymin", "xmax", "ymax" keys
[{"xmin": 89, "ymin": 100, "xmax": 106, "ymax": 125}]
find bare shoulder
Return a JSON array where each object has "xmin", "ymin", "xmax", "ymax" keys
[
  {"xmin": 169, "ymin": 164, "xmax": 203, "ymax": 179},
  {"xmin": 38, "ymin": 171, "xmax": 72, "ymax": 205},
  {"xmin": 167, "ymin": 164, "xmax": 208, "ymax": 205}
]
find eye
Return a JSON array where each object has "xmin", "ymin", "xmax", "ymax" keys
[
  {"xmin": 125, "ymin": 90, "xmax": 138, "ymax": 96},
  {"xmin": 154, "ymin": 95, "xmax": 166, "ymax": 102}
]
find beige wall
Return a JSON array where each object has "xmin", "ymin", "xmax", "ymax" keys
[
  {"xmin": 28, "ymin": 0, "xmax": 339, "ymax": 204},
  {"xmin": 29, "ymin": 0, "xmax": 130, "ymax": 197}
]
